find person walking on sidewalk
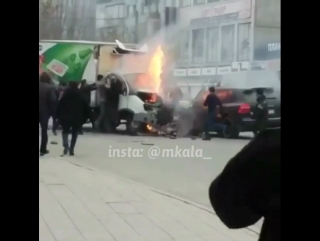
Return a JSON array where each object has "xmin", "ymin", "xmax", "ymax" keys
[
  {"xmin": 57, "ymin": 81, "xmax": 90, "ymax": 156},
  {"xmin": 39, "ymin": 72, "xmax": 57, "ymax": 156}
]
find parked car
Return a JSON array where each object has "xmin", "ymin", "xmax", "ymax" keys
[{"xmin": 191, "ymin": 70, "xmax": 281, "ymax": 138}]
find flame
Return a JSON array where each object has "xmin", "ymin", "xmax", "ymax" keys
[
  {"xmin": 148, "ymin": 46, "xmax": 164, "ymax": 92},
  {"xmin": 146, "ymin": 124, "xmax": 153, "ymax": 131}
]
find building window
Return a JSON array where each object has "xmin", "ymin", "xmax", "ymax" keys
[
  {"xmin": 126, "ymin": 5, "xmax": 130, "ymax": 17},
  {"xmin": 140, "ymin": 3, "xmax": 145, "ymax": 14},
  {"xmin": 178, "ymin": 31, "xmax": 190, "ymax": 64},
  {"xmin": 105, "ymin": 4, "xmax": 125, "ymax": 19},
  {"xmin": 180, "ymin": 0, "xmax": 191, "ymax": 7},
  {"xmin": 206, "ymin": 28, "xmax": 219, "ymax": 63},
  {"xmin": 221, "ymin": 25, "xmax": 235, "ymax": 63},
  {"xmin": 194, "ymin": 0, "xmax": 206, "ymax": 5},
  {"xmin": 192, "ymin": 28, "xmax": 205, "ymax": 63},
  {"xmin": 118, "ymin": 5, "xmax": 125, "ymax": 18},
  {"xmin": 237, "ymin": 23, "xmax": 250, "ymax": 61},
  {"xmin": 208, "ymin": 0, "xmax": 220, "ymax": 3}
]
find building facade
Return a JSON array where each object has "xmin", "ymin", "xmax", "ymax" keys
[
  {"xmin": 173, "ymin": 0, "xmax": 253, "ymax": 85},
  {"xmin": 172, "ymin": 0, "xmax": 280, "ymax": 87},
  {"xmin": 96, "ymin": 0, "xmax": 173, "ymax": 43}
]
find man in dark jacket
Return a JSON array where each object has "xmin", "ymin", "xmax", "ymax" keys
[
  {"xmin": 39, "ymin": 72, "xmax": 57, "ymax": 156},
  {"xmin": 106, "ymin": 76, "xmax": 121, "ymax": 132},
  {"xmin": 203, "ymin": 86, "xmax": 226, "ymax": 140},
  {"xmin": 79, "ymin": 79, "xmax": 96, "ymax": 133},
  {"xmin": 208, "ymin": 128, "xmax": 280, "ymax": 241},
  {"xmin": 253, "ymin": 89, "xmax": 268, "ymax": 136},
  {"xmin": 52, "ymin": 82, "xmax": 67, "ymax": 135},
  {"xmin": 57, "ymin": 81, "xmax": 90, "ymax": 156}
]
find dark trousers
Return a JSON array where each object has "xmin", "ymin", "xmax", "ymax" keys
[
  {"xmin": 203, "ymin": 112, "xmax": 226, "ymax": 137},
  {"xmin": 254, "ymin": 118, "xmax": 268, "ymax": 136},
  {"xmin": 52, "ymin": 118, "xmax": 59, "ymax": 132},
  {"xmin": 39, "ymin": 113, "xmax": 49, "ymax": 153},
  {"xmin": 61, "ymin": 124, "xmax": 80, "ymax": 152}
]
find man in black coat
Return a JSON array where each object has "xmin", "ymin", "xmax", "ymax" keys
[
  {"xmin": 208, "ymin": 128, "xmax": 280, "ymax": 241},
  {"xmin": 57, "ymin": 82, "xmax": 91, "ymax": 156},
  {"xmin": 79, "ymin": 79, "xmax": 96, "ymax": 133},
  {"xmin": 106, "ymin": 76, "xmax": 122, "ymax": 132},
  {"xmin": 39, "ymin": 72, "xmax": 57, "ymax": 156}
]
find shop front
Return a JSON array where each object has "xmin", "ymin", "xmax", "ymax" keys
[
  {"xmin": 253, "ymin": 42, "xmax": 280, "ymax": 71},
  {"xmin": 171, "ymin": 63, "xmax": 249, "ymax": 98}
]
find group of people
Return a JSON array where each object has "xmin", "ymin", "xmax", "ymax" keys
[
  {"xmin": 201, "ymin": 86, "xmax": 268, "ymax": 140},
  {"xmin": 95, "ymin": 74, "xmax": 123, "ymax": 133},
  {"xmin": 39, "ymin": 72, "xmax": 94, "ymax": 156},
  {"xmin": 39, "ymin": 72, "xmax": 123, "ymax": 156}
]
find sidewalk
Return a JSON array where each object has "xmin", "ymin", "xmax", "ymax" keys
[{"xmin": 39, "ymin": 157, "xmax": 258, "ymax": 241}]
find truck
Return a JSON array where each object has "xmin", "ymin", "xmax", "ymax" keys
[{"xmin": 39, "ymin": 39, "xmax": 164, "ymax": 135}]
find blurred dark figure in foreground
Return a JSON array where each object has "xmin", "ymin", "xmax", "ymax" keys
[
  {"xmin": 79, "ymin": 79, "xmax": 96, "ymax": 134},
  {"xmin": 39, "ymin": 72, "xmax": 57, "ymax": 156},
  {"xmin": 209, "ymin": 128, "xmax": 280, "ymax": 241},
  {"xmin": 96, "ymin": 74, "xmax": 108, "ymax": 132},
  {"xmin": 57, "ymin": 82, "xmax": 90, "ymax": 156},
  {"xmin": 52, "ymin": 81, "xmax": 67, "ymax": 135},
  {"xmin": 106, "ymin": 76, "xmax": 122, "ymax": 132},
  {"xmin": 203, "ymin": 86, "xmax": 226, "ymax": 140},
  {"xmin": 253, "ymin": 89, "xmax": 268, "ymax": 136}
]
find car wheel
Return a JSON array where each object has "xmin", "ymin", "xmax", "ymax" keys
[{"xmin": 223, "ymin": 119, "xmax": 239, "ymax": 139}]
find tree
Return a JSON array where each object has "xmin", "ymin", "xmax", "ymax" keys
[{"xmin": 39, "ymin": 0, "xmax": 65, "ymax": 39}]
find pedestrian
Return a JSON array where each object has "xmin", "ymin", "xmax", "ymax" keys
[
  {"xmin": 57, "ymin": 81, "xmax": 91, "ymax": 156},
  {"xmin": 202, "ymin": 86, "xmax": 226, "ymax": 140},
  {"xmin": 106, "ymin": 76, "xmax": 121, "ymax": 132},
  {"xmin": 39, "ymin": 72, "xmax": 57, "ymax": 156},
  {"xmin": 79, "ymin": 79, "xmax": 96, "ymax": 134},
  {"xmin": 208, "ymin": 128, "xmax": 280, "ymax": 241},
  {"xmin": 95, "ymin": 74, "xmax": 108, "ymax": 132},
  {"xmin": 253, "ymin": 89, "xmax": 268, "ymax": 136}
]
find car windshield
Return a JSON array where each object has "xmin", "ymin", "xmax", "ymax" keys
[{"xmin": 123, "ymin": 73, "xmax": 154, "ymax": 91}]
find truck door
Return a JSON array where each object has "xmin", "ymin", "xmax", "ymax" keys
[{"xmin": 118, "ymin": 76, "xmax": 129, "ymax": 110}]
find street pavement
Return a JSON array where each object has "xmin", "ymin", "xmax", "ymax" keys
[
  {"xmin": 39, "ymin": 155, "xmax": 258, "ymax": 241},
  {"xmin": 41, "ymin": 129, "xmax": 262, "ymax": 233}
]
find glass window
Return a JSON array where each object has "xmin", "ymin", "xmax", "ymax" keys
[
  {"xmin": 140, "ymin": 3, "xmax": 145, "ymax": 14},
  {"xmin": 118, "ymin": 5, "xmax": 125, "ymax": 18},
  {"xmin": 192, "ymin": 28, "xmax": 205, "ymax": 63},
  {"xmin": 208, "ymin": 0, "xmax": 220, "ymax": 3},
  {"xmin": 194, "ymin": 0, "xmax": 206, "ymax": 5},
  {"xmin": 178, "ymin": 31, "xmax": 190, "ymax": 64},
  {"xmin": 126, "ymin": 5, "xmax": 130, "ymax": 17},
  {"xmin": 206, "ymin": 28, "xmax": 219, "ymax": 63},
  {"xmin": 105, "ymin": 6, "xmax": 112, "ymax": 19},
  {"xmin": 180, "ymin": 0, "xmax": 191, "ymax": 7},
  {"xmin": 221, "ymin": 25, "xmax": 235, "ymax": 63},
  {"xmin": 237, "ymin": 23, "xmax": 250, "ymax": 61},
  {"xmin": 112, "ymin": 6, "xmax": 118, "ymax": 18}
]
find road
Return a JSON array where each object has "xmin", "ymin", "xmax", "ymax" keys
[{"xmin": 43, "ymin": 127, "xmax": 262, "ymax": 231}]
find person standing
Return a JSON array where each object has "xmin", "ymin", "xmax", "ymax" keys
[
  {"xmin": 253, "ymin": 89, "xmax": 268, "ymax": 136},
  {"xmin": 106, "ymin": 76, "xmax": 121, "ymax": 132},
  {"xmin": 95, "ymin": 74, "xmax": 108, "ymax": 132},
  {"xmin": 202, "ymin": 86, "xmax": 226, "ymax": 140},
  {"xmin": 57, "ymin": 81, "xmax": 90, "ymax": 156},
  {"xmin": 52, "ymin": 81, "xmax": 68, "ymax": 135},
  {"xmin": 79, "ymin": 79, "xmax": 96, "ymax": 134},
  {"xmin": 39, "ymin": 72, "xmax": 57, "ymax": 156}
]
